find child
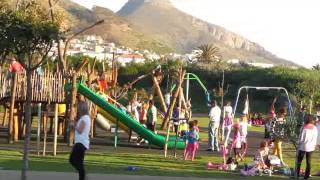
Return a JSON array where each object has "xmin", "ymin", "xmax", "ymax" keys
[
  {"xmin": 241, "ymin": 141, "xmax": 271, "ymax": 176},
  {"xmin": 254, "ymin": 141, "xmax": 270, "ymax": 170},
  {"xmin": 232, "ymin": 122, "xmax": 242, "ymax": 162},
  {"xmin": 193, "ymin": 120, "xmax": 200, "ymax": 133},
  {"xmin": 193, "ymin": 120, "xmax": 200, "ymax": 151},
  {"xmin": 239, "ymin": 114, "xmax": 248, "ymax": 160},
  {"xmin": 179, "ymin": 120, "xmax": 188, "ymax": 138},
  {"xmin": 184, "ymin": 121, "xmax": 199, "ymax": 161},
  {"xmin": 172, "ymin": 104, "xmax": 180, "ymax": 134}
]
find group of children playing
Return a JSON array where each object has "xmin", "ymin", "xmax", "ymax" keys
[{"xmin": 123, "ymin": 94, "xmax": 320, "ymax": 178}]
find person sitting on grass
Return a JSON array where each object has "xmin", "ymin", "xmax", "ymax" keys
[
  {"xmin": 241, "ymin": 141, "xmax": 271, "ymax": 176},
  {"xmin": 254, "ymin": 141, "xmax": 271, "ymax": 171},
  {"xmin": 296, "ymin": 114, "xmax": 318, "ymax": 180},
  {"xmin": 184, "ymin": 121, "xmax": 199, "ymax": 161}
]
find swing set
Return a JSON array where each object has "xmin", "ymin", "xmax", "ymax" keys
[
  {"xmin": 233, "ymin": 86, "xmax": 293, "ymax": 118},
  {"xmin": 230, "ymin": 86, "xmax": 294, "ymax": 167}
]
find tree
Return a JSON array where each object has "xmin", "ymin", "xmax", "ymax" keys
[
  {"xmin": 0, "ymin": 1, "xmax": 61, "ymax": 180},
  {"xmin": 48, "ymin": 0, "xmax": 104, "ymax": 145},
  {"xmin": 312, "ymin": 63, "xmax": 320, "ymax": 71},
  {"xmin": 297, "ymin": 73, "xmax": 320, "ymax": 113},
  {"xmin": 196, "ymin": 44, "xmax": 222, "ymax": 64}
]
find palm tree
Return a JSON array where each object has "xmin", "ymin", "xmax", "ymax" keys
[
  {"xmin": 196, "ymin": 44, "xmax": 222, "ymax": 64},
  {"xmin": 312, "ymin": 63, "xmax": 320, "ymax": 71}
]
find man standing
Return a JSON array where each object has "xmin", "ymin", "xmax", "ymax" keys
[{"xmin": 207, "ymin": 101, "xmax": 221, "ymax": 152}]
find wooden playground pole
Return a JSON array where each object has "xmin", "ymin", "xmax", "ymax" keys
[
  {"xmin": 53, "ymin": 104, "xmax": 58, "ymax": 156},
  {"xmin": 68, "ymin": 59, "xmax": 88, "ymax": 146},
  {"xmin": 163, "ymin": 69, "xmax": 185, "ymax": 157},
  {"xmin": 43, "ymin": 111, "xmax": 48, "ymax": 156},
  {"xmin": 164, "ymin": 119, "xmax": 173, "ymax": 158},
  {"xmin": 148, "ymin": 85, "xmax": 155, "ymax": 100},
  {"xmin": 152, "ymin": 75, "xmax": 167, "ymax": 113},
  {"xmin": 68, "ymin": 73, "xmax": 77, "ymax": 146},
  {"xmin": 161, "ymin": 69, "xmax": 186, "ymax": 129},
  {"xmin": 8, "ymin": 73, "xmax": 17, "ymax": 143},
  {"xmin": 36, "ymin": 103, "xmax": 41, "ymax": 156},
  {"xmin": 13, "ymin": 108, "xmax": 19, "ymax": 141}
]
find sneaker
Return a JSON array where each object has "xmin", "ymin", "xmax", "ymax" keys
[{"xmin": 206, "ymin": 149, "xmax": 213, "ymax": 152}]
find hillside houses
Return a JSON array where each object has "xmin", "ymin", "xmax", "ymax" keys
[
  {"xmin": 50, "ymin": 35, "xmax": 280, "ymax": 68},
  {"xmin": 50, "ymin": 35, "xmax": 153, "ymax": 65}
]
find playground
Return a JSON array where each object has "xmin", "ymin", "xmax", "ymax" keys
[
  {"xmin": 0, "ymin": 59, "xmax": 319, "ymax": 180},
  {"xmin": 1, "ymin": 2, "xmax": 320, "ymax": 180}
]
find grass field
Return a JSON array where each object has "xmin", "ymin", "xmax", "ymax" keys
[
  {"xmin": 1, "ymin": 147, "xmax": 320, "ymax": 179},
  {"xmin": 1, "ymin": 115, "xmax": 319, "ymax": 179}
]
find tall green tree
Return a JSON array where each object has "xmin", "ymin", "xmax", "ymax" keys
[
  {"xmin": 196, "ymin": 44, "xmax": 222, "ymax": 64},
  {"xmin": 0, "ymin": 1, "xmax": 60, "ymax": 180},
  {"xmin": 297, "ymin": 73, "xmax": 320, "ymax": 113}
]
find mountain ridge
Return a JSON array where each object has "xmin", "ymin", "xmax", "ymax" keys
[
  {"xmin": 55, "ymin": 0, "xmax": 174, "ymax": 54},
  {"xmin": 117, "ymin": 0, "xmax": 294, "ymax": 65},
  {"xmin": 12, "ymin": 0, "xmax": 296, "ymax": 65}
]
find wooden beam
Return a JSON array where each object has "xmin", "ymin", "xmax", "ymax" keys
[{"xmin": 152, "ymin": 75, "xmax": 167, "ymax": 113}]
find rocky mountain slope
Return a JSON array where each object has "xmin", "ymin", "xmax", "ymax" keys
[
  {"xmin": 56, "ymin": 0, "xmax": 174, "ymax": 53},
  {"xmin": 118, "ymin": 0, "xmax": 294, "ymax": 65}
]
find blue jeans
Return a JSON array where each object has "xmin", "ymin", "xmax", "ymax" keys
[{"xmin": 208, "ymin": 121, "xmax": 219, "ymax": 151}]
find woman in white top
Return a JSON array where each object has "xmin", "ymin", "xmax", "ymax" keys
[
  {"xmin": 69, "ymin": 97, "xmax": 91, "ymax": 180},
  {"xmin": 296, "ymin": 114, "xmax": 318, "ymax": 180}
]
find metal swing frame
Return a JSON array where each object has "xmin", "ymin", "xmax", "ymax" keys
[
  {"xmin": 232, "ymin": 86, "xmax": 293, "ymax": 119},
  {"xmin": 232, "ymin": 86, "xmax": 297, "ymax": 177}
]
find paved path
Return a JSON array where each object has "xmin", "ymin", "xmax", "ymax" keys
[{"xmin": 1, "ymin": 170, "xmax": 231, "ymax": 180}]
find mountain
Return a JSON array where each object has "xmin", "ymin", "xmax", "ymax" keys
[
  {"xmin": 55, "ymin": 0, "xmax": 174, "ymax": 53},
  {"xmin": 118, "ymin": 0, "xmax": 294, "ymax": 65}
]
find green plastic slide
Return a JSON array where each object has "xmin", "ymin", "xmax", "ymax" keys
[{"xmin": 75, "ymin": 83, "xmax": 185, "ymax": 149}]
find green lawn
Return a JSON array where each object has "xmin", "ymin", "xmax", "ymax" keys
[{"xmin": 1, "ymin": 149, "xmax": 319, "ymax": 179}]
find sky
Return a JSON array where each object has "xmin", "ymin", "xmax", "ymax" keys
[{"xmin": 72, "ymin": 0, "xmax": 320, "ymax": 67}]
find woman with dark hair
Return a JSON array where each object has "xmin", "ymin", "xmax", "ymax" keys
[
  {"xmin": 69, "ymin": 97, "xmax": 91, "ymax": 180},
  {"xmin": 296, "ymin": 114, "xmax": 318, "ymax": 180}
]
